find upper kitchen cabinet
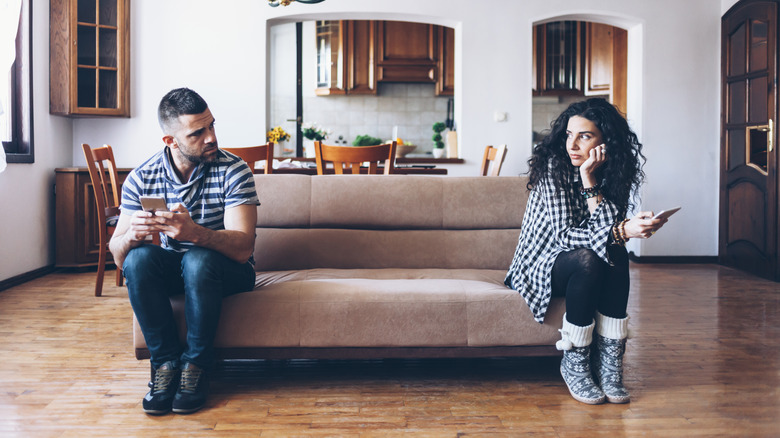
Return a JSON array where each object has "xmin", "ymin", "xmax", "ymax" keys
[
  {"xmin": 533, "ymin": 20, "xmax": 627, "ymax": 109},
  {"xmin": 50, "ymin": 0, "xmax": 130, "ymax": 117},
  {"xmin": 316, "ymin": 20, "xmax": 377, "ymax": 96},
  {"xmin": 584, "ymin": 22, "xmax": 627, "ymax": 113},
  {"xmin": 534, "ymin": 21, "xmax": 583, "ymax": 95},
  {"xmin": 316, "ymin": 20, "xmax": 454, "ymax": 97},
  {"xmin": 377, "ymin": 21, "xmax": 437, "ymax": 84},
  {"xmin": 436, "ymin": 26, "xmax": 455, "ymax": 96}
]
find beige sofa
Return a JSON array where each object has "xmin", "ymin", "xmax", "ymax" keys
[{"xmin": 134, "ymin": 175, "xmax": 564, "ymax": 360}]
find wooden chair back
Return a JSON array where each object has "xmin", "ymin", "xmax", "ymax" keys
[
  {"xmin": 315, "ymin": 141, "xmax": 397, "ymax": 175},
  {"xmin": 81, "ymin": 143, "xmax": 123, "ymax": 296},
  {"xmin": 480, "ymin": 144, "xmax": 508, "ymax": 176},
  {"xmin": 222, "ymin": 143, "xmax": 274, "ymax": 174}
]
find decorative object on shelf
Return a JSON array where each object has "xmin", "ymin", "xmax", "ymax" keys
[
  {"xmin": 267, "ymin": 126, "xmax": 290, "ymax": 157},
  {"xmin": 268, "ymin": 0, "xmax": 324, "ymax": 6},
  {"xmin": 432, "ymin": 122, "xmax": 446, "ymax": 158}
]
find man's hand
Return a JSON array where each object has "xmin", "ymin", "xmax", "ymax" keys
[{"xmin": 152, "ymin": 204, "xmax": 204, "ymax": 244}]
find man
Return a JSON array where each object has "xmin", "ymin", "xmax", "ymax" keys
[{"xmin": 110, "ymin": 88, "xmax": 258, "ymax": 415}]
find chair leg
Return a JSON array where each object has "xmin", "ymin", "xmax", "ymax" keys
[
  {"xmin": 116, "ymin": 264, "xmax": 124, "ymax": 287},
  {"xmin": 95, "ymin": 247, "xmax": 105, "ymax": 297}
]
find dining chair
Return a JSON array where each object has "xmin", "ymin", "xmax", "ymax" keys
[
  {"xmin": 315, "ymin": 141, "xmax": 398, "ymax": 175},
  {"xmin": 222, "ymin": 143, "xmax": 274, "ymax": 174},
  {"xmin": 81, "ymin": 143, "xmax": 124, "ymax": 297},
  {"xmin": 479, "ymin": 144, "xmax": 508, "ymax": 176}
]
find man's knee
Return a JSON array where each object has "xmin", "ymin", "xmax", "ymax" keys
[
  {"xmin": 123, "ymin": 244, "xmax": 166, "ymax": 276},
  {"xmin": 181, "ymin": 247, "xmax": 228, "ymax": 281}
]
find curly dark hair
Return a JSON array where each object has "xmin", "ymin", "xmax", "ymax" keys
[{"xmin": 527, "ymin": 98, "xmax": 645, "ymax": 213}]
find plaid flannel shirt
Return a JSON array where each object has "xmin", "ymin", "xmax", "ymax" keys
[{"xmin": 504, "ymin": 166, "xmax": 622, "ymax": 323}]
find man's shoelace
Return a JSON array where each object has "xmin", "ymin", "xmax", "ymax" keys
[
  {"xmin": 179, "ymin": 367, "xmax": 203, "ymax": 393},
  {"xmin": 152, "ymin": 368, "xmax": 176, "ymax": 394}
]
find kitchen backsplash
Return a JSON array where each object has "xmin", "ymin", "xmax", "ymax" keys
[{"xmin": 304, "ymin": 83, "xmax": 451, "ymax": 153}]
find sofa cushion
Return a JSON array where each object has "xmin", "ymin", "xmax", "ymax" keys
[{"xmin": 134, "ymin": 269, "xmax": 564, "ymax": 351}]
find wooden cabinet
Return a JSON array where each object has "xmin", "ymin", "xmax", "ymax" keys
[
  {"xmin": 316, "ymin": 20, "xmax": 377, "ymax": 96},
  {"xmin": 377, "ymin": 21, "xmax": 437, "ymax": 84},
  {"xmin": 436, "ymin": 26, "xmax": 455, "ymax": 96},
  {"xmin": 585, "ymin": 22, "xmax": 628, "ymax": 113},
  {"xmin": 533, "ymin": 20, "xmax": 627, "ymax": 110},
  {"xmin": 50, "ymin": 0, "xmax": 130, "ymax": 117},
  {"xmin": 534, "ymin": 21, "xmax": 584, "ymax": 95},
  {"xmin": 55, "ymin": 168, "xmax": 130, "ymax": 267},
  {"xmin": 316, "ymin": 20, "xmax": 454, "ymax": 96}
]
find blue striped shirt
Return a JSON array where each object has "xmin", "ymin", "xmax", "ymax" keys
[{"xmin": 121, "ymin": 148, "xmax": 259, "ymax": 256}]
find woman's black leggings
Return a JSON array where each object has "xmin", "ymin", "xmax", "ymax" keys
[{"xmin": 550, "ymin": 245, "xmax": 630, "ymax": 327}]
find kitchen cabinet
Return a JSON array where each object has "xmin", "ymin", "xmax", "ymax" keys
[
  {"xmin": 50, "ymin": 0, "xmax": 130, "ymax": 117},
  {"xmin": 316, "ymin": 20, "xmax": 377, "ymax": 96},
  {"xmin": 377, "ymin": 21, "xmax": 437, "ymax": 84},
  {"xmin": 533, "ymin": 20, "xmax": 627, "ymax": 110},
  {"xmin": 316, "ymin": 20, "xmax": 454, "ymax": 96},
  {"xmin": 534, "ymin": 21, "xmax": 583, "ymax": 95},
  {"xmin": 55, "ymin": 168, "xmax": 130, "ymax": 267},
  {"xmin": 585, "ymin": 22, "xmax": 628, "ymax": 113},
  {"xmin": 436, "ymin": 26, "xmax": 455, "ymax": 96}
]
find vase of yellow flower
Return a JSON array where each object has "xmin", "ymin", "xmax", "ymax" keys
[{"xmin": 267, "ymin": 126, "xmax": 291, "ymax": 157}]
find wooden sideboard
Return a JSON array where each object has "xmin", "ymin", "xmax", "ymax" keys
[{"xmin": 55, "ymin": 167, "xmax": 131, "ymax": 268}]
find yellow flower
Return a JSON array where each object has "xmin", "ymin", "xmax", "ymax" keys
[{"xmin": 266, "ymin": 126, "xmax": 290, "ymax": 143}]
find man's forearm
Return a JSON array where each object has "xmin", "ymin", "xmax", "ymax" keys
[
  {"xmin": 109, "ymin": 232, "xmax": 142, "ymax": 269},
  {"xmin": 190, "ymin": 226, "xmax": 255, "ymax": 264}
]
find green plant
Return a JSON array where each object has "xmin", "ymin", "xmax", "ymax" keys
[
  {"xmin": 352, "ymin": 134, "xmax": 384, "ymax": 146},
  {"xmin": 432, "ymin": 122, "xmax": 446, "ymax": 149},
  {"xmin": 302, "ymin": 123, "xmax": 331, "ymax": 141}
]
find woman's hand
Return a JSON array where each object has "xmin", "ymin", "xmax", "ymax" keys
[
  {"xmin": 623, "ymin": 211, "xmax": 667, "ymax": 239},
  {"xmin": 580, "ymin": 144, "xmax": 608, "ymax": 185}
]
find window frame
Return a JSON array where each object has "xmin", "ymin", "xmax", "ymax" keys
[{"xmin": 2, "ymin": 0, "xmax": 34, "ymax": 164}]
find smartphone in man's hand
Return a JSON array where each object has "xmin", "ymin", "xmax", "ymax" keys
[{"xmin": 139, "ymin": 196, "xmax": 168, "ymax": 214}]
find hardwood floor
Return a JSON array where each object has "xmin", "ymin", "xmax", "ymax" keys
[{"xmin": 0, "ymin": 264, "xmax": 778, "ymax": 437}]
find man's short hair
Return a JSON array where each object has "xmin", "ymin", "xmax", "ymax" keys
[{"xmin": 158, "ymin": 88, "xmax": 209, "ymax": 133}]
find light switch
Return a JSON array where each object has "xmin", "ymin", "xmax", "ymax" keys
[{"xmin": 494, "ymin": 111, "xmax": 508, "ymax": 122}]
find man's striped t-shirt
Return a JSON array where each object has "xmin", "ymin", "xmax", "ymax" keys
[{"xmin": 120, "ymin": 148, "xmax": 259, "ymax": 256}]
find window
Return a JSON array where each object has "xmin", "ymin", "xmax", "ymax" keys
[{"xmin": 1, "ymin": 0, "xmax": 33, "ymax": 164}]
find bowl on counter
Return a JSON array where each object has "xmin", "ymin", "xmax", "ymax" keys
[{"xmin": 395, "ymin": 144, "xmax": 417, "ymax": 158}]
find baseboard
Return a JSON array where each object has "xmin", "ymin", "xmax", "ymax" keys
[
  {"xmin": 0, "ymin": 265, "xmax": 57, "ymax": 292},
  {"xmin": 628, "ymin": 253, "xmax": 718, "ymax": 264}
]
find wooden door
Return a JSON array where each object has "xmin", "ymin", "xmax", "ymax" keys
[{"xmin": 721, "ymin": 1, "xmax": 779, "ymax": 281}]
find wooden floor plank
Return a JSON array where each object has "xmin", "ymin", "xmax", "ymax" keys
[{"xmin": 0, "ymin": 264, "xmax": 778, "ymax": 436}]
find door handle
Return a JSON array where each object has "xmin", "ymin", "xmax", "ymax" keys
[{"xmin": 769, "ymin": 119, "xmax": 774, "ymax": 152}]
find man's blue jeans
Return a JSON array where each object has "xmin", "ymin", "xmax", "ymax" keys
[{"xmin": 123, "ymin": 245, "xmax": 255, "ymax": 370}]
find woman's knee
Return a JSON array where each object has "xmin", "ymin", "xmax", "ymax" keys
[{"xmin": 567, "ymin": 248, "xmax": 607, "ymax": 278}]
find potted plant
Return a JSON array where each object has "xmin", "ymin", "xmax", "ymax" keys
[
  {"xmin": 301, "ymin": 122, "xmax": 331, "ymax": 157},
  {"xmin": 266, "ymin": 126, "xmax": 291, "ymax": 156},
  {"xmin": 432, "ymin": 122, "xmax": 446, "ymax": 158}
]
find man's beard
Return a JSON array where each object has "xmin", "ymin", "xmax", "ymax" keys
[{"xmin": 180, "ymin": 143, "xmax": 218, "ymax": 164}]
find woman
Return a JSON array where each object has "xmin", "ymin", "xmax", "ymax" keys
[{"xmin": 505, "ymin": 98, "xmax": 666, "ymax": 404}]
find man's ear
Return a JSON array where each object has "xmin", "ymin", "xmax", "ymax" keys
[{"xmin": 162, "ymin": 135, "xmax": 177, "ymax": 148}]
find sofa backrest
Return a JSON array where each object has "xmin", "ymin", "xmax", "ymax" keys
[{"xmin": 253, "ymin": 175, "xmax": 529, "ymax": 271}]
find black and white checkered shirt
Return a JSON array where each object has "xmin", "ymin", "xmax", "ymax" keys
[{"xmin": 504, "ymin": 166, "xmax": 622, "ymax": 323}]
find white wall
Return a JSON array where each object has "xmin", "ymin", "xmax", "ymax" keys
[
  {"xmin": 0, "ymin": 1, "xmax": 72, "ymax": 282},
  {"xmin": 1, "ymin": 0, "xmax": 726, "ymax": 282},
  {"xmin": 258, "ymin": 0, "xmax": 722, "ymax": 258}
]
